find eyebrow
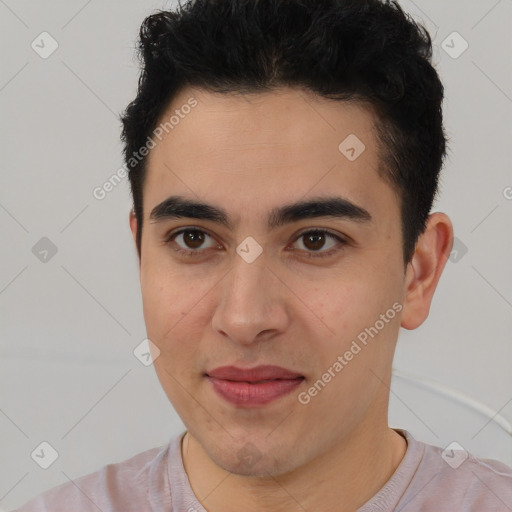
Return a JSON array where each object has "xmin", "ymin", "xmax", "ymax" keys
[{"xmin": 149, "ymin": 195, "xmax": 372, "ymax": 230}]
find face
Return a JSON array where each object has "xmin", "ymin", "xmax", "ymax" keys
[{"xmin": 132, "ymin": 86, "xmax": 409, "ymax": 477}]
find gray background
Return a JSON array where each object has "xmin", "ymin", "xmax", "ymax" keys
[{"xmin": 0, "ymin": 0, "xmax": 511, "ymax": 508}]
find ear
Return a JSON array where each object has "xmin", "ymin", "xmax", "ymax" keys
[
  {"xmin": 129, "ymin": 209, "xmax": 141, "ymax": 266},
  {"xmin": 401, "ymin": 212, "xmax": 454, "ymax": 330}
]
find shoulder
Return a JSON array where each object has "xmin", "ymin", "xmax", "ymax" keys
[
  {"xmin": 13, "ymin": 442, "xmax": 172, "ymax": 512},
  {"xmin": 401, "ymin": 431, "xmax": 512, "ymax": 511}
]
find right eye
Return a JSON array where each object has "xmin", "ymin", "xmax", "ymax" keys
[{"xmin": 165, "ymin": 228, "xmax": 221, "ymax": 257}]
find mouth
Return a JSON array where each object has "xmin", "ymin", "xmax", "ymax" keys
[{"xmin": 205, "ymin": 365, "xmax": 305, "ymax": 406}]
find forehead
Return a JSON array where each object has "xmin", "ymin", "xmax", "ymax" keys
[
  {"xmin": 143, "ymin": 86, "xmax": 397, "ymax": 227},
  {"xmin": 155, "ymin": 86, "xmax": 379, "ymax": 154}
]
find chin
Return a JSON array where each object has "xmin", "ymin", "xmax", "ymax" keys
[{"xmin": 205, "ymin": 436, "xmax": 302, "ymax": 478}]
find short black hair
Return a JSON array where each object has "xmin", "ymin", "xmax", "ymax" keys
[{"xmin": 120, "ymin": 0, "xmax": 448, "ymax": 264}]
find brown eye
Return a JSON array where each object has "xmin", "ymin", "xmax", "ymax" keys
[
  {"xmin": 292, "ymin": 229, "xmax": 347, "ymax": 259},
  {"xmin": 302, "ymin": 231, "xmax": 327, "ymax": 251},
  {"xmin": 166, "ymin": 227, "xmax": 346, "ymax": 260},
  {"xmin": 181, "ymin": 230, "xmax": 206, "ymax": 249},
  {"xmin": 167, "ymin": 229, "xmax": 218, "ymax": 254}
]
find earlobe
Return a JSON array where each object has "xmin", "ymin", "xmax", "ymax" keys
[{"xmin": 400, "ymin": 213, "xmax": 454, "ymax": 330}]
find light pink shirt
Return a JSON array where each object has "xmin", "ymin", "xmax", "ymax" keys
[{"xmin": 14, "ymin": 429, "xmax": 512, "ymax": 511}]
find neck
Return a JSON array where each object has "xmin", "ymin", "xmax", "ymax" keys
[{"xmin": 181, "ymin": 421, "xmax": 407, "ymax": 512}]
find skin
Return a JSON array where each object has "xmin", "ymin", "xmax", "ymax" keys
[{"xmin": 129, "ymin": 86, "xmax": 453, "ymax": 511}]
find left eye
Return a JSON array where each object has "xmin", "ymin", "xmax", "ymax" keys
[
  {"xmin": 292, "ymin": 230, "xmax": 344, "ymax": 256},
  {"xmin": 166, "ymin": 228, "xmax": 345, "ymax": 258}
]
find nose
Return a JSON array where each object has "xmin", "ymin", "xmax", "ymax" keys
[{"xmin": 211, "ymin": 251, "xmax": 289, "ymax": 346}]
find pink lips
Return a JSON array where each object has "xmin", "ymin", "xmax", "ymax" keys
[{"xmin": 206, "ymin": 365, "xmax": 304, "ymax": 406}]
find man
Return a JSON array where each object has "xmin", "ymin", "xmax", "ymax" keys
[{"xmin": 16, "ymin": 0, "xmax": 512, "ymax": 510}]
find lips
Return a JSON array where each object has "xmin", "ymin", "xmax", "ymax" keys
[
  {"xmin": 207, "ymin": 365, "xmax": 303, "ymax": 382},
  {"xmin": 206, "ymin": 365, "xmax": 305, "ymax": 406}
]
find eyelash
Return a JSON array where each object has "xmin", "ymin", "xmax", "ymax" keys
[{"xmin": 164, "ymin": 228, "xmax": 347, "ymax": 259}]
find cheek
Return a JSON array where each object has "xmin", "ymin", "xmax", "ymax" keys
[
  {"xmin": 140, "ymin": 266, "xmax": 185, "ymax": 363},
  {"xmin": 140, "ymin": 256, "xmax": 199, "ymax": 329},
  {"xmin": 299, "ymin": 280, "xmax": 401, "ymax": 420},
  {"xmin": 304, "ymin": 267, "xmax": 402, "ymax": 363},
  {"xmin": 140, "ymin": 258, "xmax": 214, "ymax": 365},
  {"xmin": 305, "ymin": 275, "xmax": 368, "ymax": 328}
]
